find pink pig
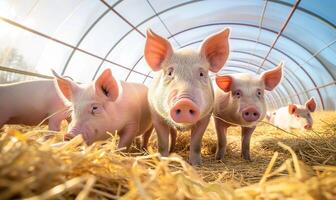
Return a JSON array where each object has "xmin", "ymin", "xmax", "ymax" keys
[
  {"xmin": 214, "ymin": 63, "xmax": 283, "ymax": 161},
  {"xmin": 0, "ymin": 80, "xmax": 68, "ymax": 130},
  {"xmin": 270, "ymin": 97, "xmax": 316, "ymax": 130},
  {"xmin": 54, "ymin": 69, "xmax": 153, "ymax": 148},
  {"xmin": 144, "ymin": 28, "xmax": 230, "ymax": 165}
]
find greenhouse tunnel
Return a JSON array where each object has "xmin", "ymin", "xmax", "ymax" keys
[{"xmin": 0, "ymin": 0, "xmax": 335, "ymax": 111}]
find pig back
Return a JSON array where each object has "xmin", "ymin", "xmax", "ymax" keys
[
  {"xmin": 119, "ymin": 81, "xmax": 152, "ymax": 135},
  {"xmin": 0, "ymin": 80, "xmax": 66, "ymax": 125}
]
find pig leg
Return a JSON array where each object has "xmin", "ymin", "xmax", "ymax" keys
[
  {"xmin": 152, "ymin": 114, "xmax": 170, "ymax": 157},
  {"xmin": 48, "ymin": 108, "xmax": 69, "ymax": 131},
  {"xmin": 48, "ymin": 116, "xmax": 63, "ymax": 131},
  {"xmin": 189, "ymin": 115, "xmax": 210, "ymax": 166},
  {"xmin": 241, "ymin": 126, "xmax": 256, "ymax": 161},
  {"xmin": 141, "ymin": 126, "xmax": 153, "ymax": 150},
  {"xmin": 169, "ymin": 128, "xmax": 177, "ymax": 153},
  {"xmin": 135, "ymin": 137, "xmax": 142, "ymax": 149},
  {"xmin": 214, "ymin": 118, "xmax": 229, "ymax": 161},
  {"xmin": 118, "ymin": 123, "xmax": 139, "ymax": 150}
]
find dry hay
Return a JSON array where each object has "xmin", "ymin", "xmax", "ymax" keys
[{"xmin": 0, "ymin": 111, "xmax": 335, "ymax": 199}]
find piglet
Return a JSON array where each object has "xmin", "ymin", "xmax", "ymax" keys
[
  {"xmin": 214, "ymin": 63, "xmax": 283, "ymax": 161},
  {"xmin": 144, "ymin": 28, "xmax": 230, "ymax": 165},
  {"xmin": 54, "ymin": 69, "xmax": 153, "ymax": 148},
  {"xmin": 270, "ymin": 97, "xmax": 316, "ymax": 130},
  {"xmin": 0, "ymin": 80, "xmax": 68, "ymax": 131}
]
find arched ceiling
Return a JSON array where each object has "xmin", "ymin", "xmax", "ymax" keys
[{"xmin": 0, "ymin": 0, "xmax": 335, "ymax": 110}]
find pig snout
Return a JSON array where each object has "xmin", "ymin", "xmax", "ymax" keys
[
  {"xmin": 304, "ymin": 124, "xmax": 312, "ymax": 130},
  {"xmin": 64, "ymin": 132, "xmax": 76, "ymax": 141},
  {"xmin": 64, "ymin": 125, "xmax": 86, "ymax": 141},
  {"xmin": 170, "ymin": 98, "xmax": 200, "ymax": 124},
  {"xmin": 241, "ymin": 107, "xmax": 260, "ymax": 122}
]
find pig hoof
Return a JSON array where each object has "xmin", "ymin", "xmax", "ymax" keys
[
  {"xmin": 242, "ymin": 154, "xmax": 252, "ymax": 161},
  {"xmin": 215, "ymin": 150, "xmax": 225, "ymax": 161},
  {"xmin": 189, "ymin": 156, "xmax": 202, "ymax": 166},
  {"xmin": 159, "ymin": 152, "xmax": 169, "ymax": 157}
]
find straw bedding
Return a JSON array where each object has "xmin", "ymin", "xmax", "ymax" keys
[{"xmin": 0, "ymin": 111, "xmax": 335, "ymax": 199}]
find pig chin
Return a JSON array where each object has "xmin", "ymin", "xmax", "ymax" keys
[
  {"xmin": 164, "ymin": 118, "xmax": 193, "ymax": 131},
  {"xmin": 67, "ymin": 125, "xmax": 94, "ymax": 144}
]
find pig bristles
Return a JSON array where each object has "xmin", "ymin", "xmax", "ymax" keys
[{"xmin": 0, "ymin": 111, "xmax": 336, "ymax": 199}]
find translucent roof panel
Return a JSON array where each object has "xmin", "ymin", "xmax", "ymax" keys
[{"xmin": 0, "ymin": 0, "xmax": 334, "ymax": 110}]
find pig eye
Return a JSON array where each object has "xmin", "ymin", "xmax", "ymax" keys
[
  {"xmin": 200, "ymin": 72, "xmax": 204, "ymax": 77},
  {"xmin": 296, "ymin": 114, "xmax": 300, "ymax": 118},
  {"xmin": 233, "ymin": 90, "xmax": 242, "ymax": 98},
  {"xmin": 167, "ymin": 67, "xmax": 174, "ymax": 77},
  {"xmin": 256, "ymin": 89, "xmax": 262, "ymax": 97},
  {"xmin": 90, "ymin": 104, "xmax": 102, "ymax": 115},
  {"xmin": 91, "ymin": 106, "xmax": 98, "ymax": 115}
]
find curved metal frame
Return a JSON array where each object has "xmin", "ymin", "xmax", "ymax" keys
[
  {"xmin": 83, "ymin": 0, "xmax": 335, "ymax": 82},
  {"xmin": 0, "ymin": 0, "xmax": 334, "ymax": 109}
]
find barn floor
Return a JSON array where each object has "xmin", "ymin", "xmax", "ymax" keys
[{"xmin": 0, "ymin": 112, "xmax": 335, "ymax": 199}]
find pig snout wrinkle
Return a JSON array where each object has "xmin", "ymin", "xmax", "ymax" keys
[
  {"xmin": 170, "ymin": 98, "xmax": 200, "ymax": 124},
  {"xmin": 242, "ymin": 107, "xmax": 260, "ymax": 122}
]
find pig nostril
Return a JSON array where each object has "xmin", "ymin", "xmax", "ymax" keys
[
  {"xmin": 253, "ymin": 112, "xmax": 258, "ymax": 116},
  {"xmin": 189, "ymin": 109, "xmax": 194, "ymax": 115},
  {"xmin": 244, "ymin": 112, "xmax": 249, "ymax": 116},
  {"xmin": 176, "ymin": 109, "xmax": 181, "ymax": 114}
]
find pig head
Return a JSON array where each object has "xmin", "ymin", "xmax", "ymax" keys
[
  {"xmin": 55, "ymin": 69, "xmax": 121, "ymax": 144},
  {"xmin": 145, "ymin": 28, "xmax": 230, "ymax": 165},
  {"xmin": 215, "ymin": 63, "xmax": 284, "ymax": 127},
  {"xmin": 287, "ymin": 97, "xmax": 316, "ymax": 130}
]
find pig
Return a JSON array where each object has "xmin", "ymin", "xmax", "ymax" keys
[
  {"xmin": 270, "ymin": 97, "xmax": 316, "ymax": 130},
  {"xmin": 214, "ymin": 63, "xmax": 283, "ymax": 161},
  {"xmin": 54, "ymin": 68, "xmax": 153, "ymax": 149},
  {"xmin": 144, "ymin": 28, "xmax": 230, "ymax": 165},
  {"xmin": 0, "ymin": 80, "xmax": 69, "ymax": 131}
]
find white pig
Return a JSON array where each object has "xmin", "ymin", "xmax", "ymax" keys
[
  {"xmin": 0, "ymin": 80, "xmax": 69, "ymax": 130},
  {"xmin": 54, "ymin": 69, "xmax": 153, "ymax": 148},
  {"xmin": 144, "ymin": 28, "xmax": 230, "ymax": 165},
  {"xmin": 270, "ymin": 97, "xmax": 316, "ymax": 130},
  {"xmin": 214, "ymin": 63, "xmax": 283, "ymax": 161}
]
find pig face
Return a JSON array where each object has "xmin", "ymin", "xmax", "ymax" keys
[
  {"xmin": 216, "ymin": 63, "xmax": 283, "ymax": 127},
  {"xmin": 54, "ymin": 69, "xmax": 119, "ymax": 144},
  {"xmin": 145, "ymin": 29, "xmax": 230, "ymax": 130},
  {"xmin": 288, "ymin": 97, "xmax": 316, "ymax": 130}
]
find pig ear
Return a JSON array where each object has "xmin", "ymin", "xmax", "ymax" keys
[
  {"xmin": 95, "ymin": 69, "xmax": 119, "ymax": 101},
  {"xmin": 216, "ymin": 75, "xmax": 233, "ymax": 92},
  {"xmin": 200, "ymin": 28, "xmax": 230, "ymax": 73},
  {"xmin": 261, "ymin": 62, "xmax": 283, "ymax": 91},
  {"xmin": 305, "ymin": 97, "xmax": 316, "ymax": 112},
  {"xmin": 144, "ymin": 29, "xmax": 173, "ymax": 71},
  {"xmin": 288, "ymin": 104, "xmax": 297, "ymax": 114},
  {"xmin": 54, "ymin": 78, "xmax": 79, "ymax": 102}
]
